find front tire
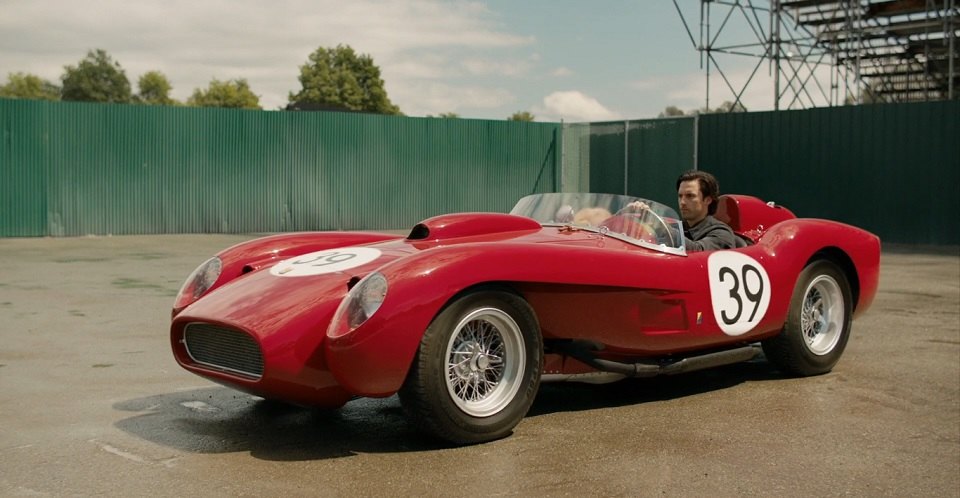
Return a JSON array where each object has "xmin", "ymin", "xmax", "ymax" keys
[
  {"xmin": 763, "ymin": 260, "xmax": 853, "ymax": 376},
  {"xmin": 399, "ymin": 290, "xmax": 542, "ymax": 444}
]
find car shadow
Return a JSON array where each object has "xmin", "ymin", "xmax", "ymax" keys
[
  {"xmin": 114, "ymin": 359, "xmax": 786, "ymax": 461},
  {"xmin": 528, "ymin": 358, "xmax": 783, "ymax": 416},
  {"xmin": 113, "ymin": 387, "xmax": 442, "ymax": 460}
]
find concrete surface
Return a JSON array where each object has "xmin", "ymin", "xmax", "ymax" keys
[{"xmin": 0, "ymin": 235, "xmax": 957, "ymax": 497}]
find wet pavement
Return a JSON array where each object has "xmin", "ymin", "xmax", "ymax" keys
[{"xmin": 0, "ymin": 235, "xmax": 957, "ymax": 496}]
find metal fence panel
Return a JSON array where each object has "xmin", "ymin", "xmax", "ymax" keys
[
  {"xmin": 626, "ymin": 118, "xmax": 695, "ymax": 207},
  {"xmin": 0, "ymin": 99, "xmax": 558, "ymax": 236},
  {"xmin": 1, "ymin": 100, "xmax": 49, "ymax": 236},
  {"xmin": 3, "ymin": 98, "xmax": 957, "ymax": 245},
  {"xmin": 699, "ymin": 101, "xmax": 959, "ymax": 245},
  {"xmin": 579, "ymin": 118, "xmax": 696, "ymax": 206}
]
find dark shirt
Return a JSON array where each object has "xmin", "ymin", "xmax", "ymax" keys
[{"xmin": 683, "ymin": 215, "xmax": 737, "ymax": 252}]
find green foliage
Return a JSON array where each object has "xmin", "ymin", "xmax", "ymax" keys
[
  {"xmin": 690, "ymin": 101, "xmax": 747, "ymax": 115},
  {"xmin": 289, "ymin": 44, "xmax": 400, "ymax": 115},
  {"xmin": 187, "ymin": 78, "xmax": 261, "ymax": 109},
  {"xmin": 508, "ymin": 111, "xmax": 535, "ymax": 122},
  {"xmin": 134, "ymin": 71, "xmax": 177, "ymax": 106},
  {"xmin": 658, "ymin": 105, "xmax": 685, "ymax": 118},
  {"xmin": 0, "ymin": 72, "xmax": 60, "ymax": 101},
  {"xmin": 714, "ymin": 101, "xmax": 747, "ymax": 113},
  {"xmin": 61, "ymin": 49, "xmax": 132, "ymax": 103},
  {"xmin": 663, "ymin": 101, "xmax": 748, "ymax": 117}
]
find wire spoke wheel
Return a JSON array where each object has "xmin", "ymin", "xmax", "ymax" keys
[
  {"xmin": 800, "ymin": 275, "xmax": 844, "ymax": 355},
  {"xmin": 400, "ymin": 291, "xmax": 542, "ymax": 444},
  {"xmin": 761, "ymin": 260, "xmax": 853, "ymax": 376},
  {"xmin": 445, "ymin": 308, "xmax": 524, "ymax": 417}
]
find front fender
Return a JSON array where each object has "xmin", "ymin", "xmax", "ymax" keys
[
  {"xmin": 324, "ymin": 241, "xmax": 682, "ymax": 396},
  {"xmin": 173, "ymin": 231, "xmax": 402, "ymax": 316}
]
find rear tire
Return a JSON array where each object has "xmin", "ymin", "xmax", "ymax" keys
[
  {"xmin": 399, "ymin": 290, "xmax": 542, "ymax": 444},
  {"xmin": 762, "ymin": 260, "xmax": 853, "ymax": 376}
]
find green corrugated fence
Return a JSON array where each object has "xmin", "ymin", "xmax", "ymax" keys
[
  {"xmin": 1, "ymin": 99, "xmax": 559, "ymax": 237},
  {"xmin": 2, "ymin": 98, "xmax": 957, "ymax": 244},
  {"xmin": 698, "ymin": 101, "xmax": 959, "ymax": 246}
]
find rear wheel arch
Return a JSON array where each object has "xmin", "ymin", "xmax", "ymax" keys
[{"xmin": 807, "ymin": 247, "xmax": 860, "ymax": 312}]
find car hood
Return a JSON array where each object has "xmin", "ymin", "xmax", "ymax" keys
[
  {"xmin": 174, "ymin": 212, "xmax": 649, "ymax": 335},
  {"xmin": 174, "ymin": 241, "xmax": 415, "ymax": 338}
]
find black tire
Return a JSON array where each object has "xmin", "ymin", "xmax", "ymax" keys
[
  {"xmin": 399, "ymin": 290, "xmax": 543, "ymax": 444},
  {"xmin": 762, "ymin": 260, "xmax": 853, "ymax": 376}
]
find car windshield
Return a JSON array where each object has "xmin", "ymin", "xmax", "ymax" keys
[{"xmin": 511, "ymin": 193, "xmax": 686, "ymax": 255}]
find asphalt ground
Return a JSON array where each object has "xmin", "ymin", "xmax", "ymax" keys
[{"xmin": 0, "ymin": 235, "xmax": 957, "ymax": 497}]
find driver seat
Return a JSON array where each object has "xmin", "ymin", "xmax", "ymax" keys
[{"xmin": 715, "ymin": 195, "xmax": 752, "ymax": 248}]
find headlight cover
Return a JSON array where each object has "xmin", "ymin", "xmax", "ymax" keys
[
  {"xmin": 328, "ymin": 272, "xmax": 388, "ymax": 338},
  {"xmin": 173, "ymin": 256, "xmax": 222, "ymax": 311}
]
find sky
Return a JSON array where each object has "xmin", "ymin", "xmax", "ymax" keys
[{"xmin": 0, "ymin": 0, "xmax": 806, "ymax": 122}]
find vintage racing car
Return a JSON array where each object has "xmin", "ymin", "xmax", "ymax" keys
[{"xmin": 171, "ymin": 193, "xmax": 880, "ymax": 444}]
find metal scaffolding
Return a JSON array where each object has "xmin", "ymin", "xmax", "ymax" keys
[{"xmin": 674, "ymin": 0, "xmax": 959, "ymax": 110}]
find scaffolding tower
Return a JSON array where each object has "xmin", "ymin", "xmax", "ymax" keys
[{"xmin": 674, "ymin": 0, "xmax": 959, "ymax": 110}]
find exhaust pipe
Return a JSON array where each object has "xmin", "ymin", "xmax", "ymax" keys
[{"xmin": 553, "ymin": 340, "xmax": 761, "ymax": 378}]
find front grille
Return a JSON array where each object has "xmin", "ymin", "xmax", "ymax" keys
[{"xmin": 183, "ymin": 323, "xmax": 264, "ymax": 379}]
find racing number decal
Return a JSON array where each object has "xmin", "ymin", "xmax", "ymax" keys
[
  {"xmin": 707, "ymin": 251, "xmax": 771, "ymax": 336},
  {"xmin": 270, "ymin": 247, "xmax": 382, "ymax": 277}
]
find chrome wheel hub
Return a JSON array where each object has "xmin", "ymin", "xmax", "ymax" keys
[
  {"xmin": 445, "ymin": 307, "xmax": 524, "ymax": 417},
  {"xmin": 800, "ymin": 275, "xmax": 844, "ymax": 355}
]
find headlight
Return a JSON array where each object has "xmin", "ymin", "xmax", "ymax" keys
[
  {"xmin": 328, "ymin": 272, "xmax": 388, "ymax": 338},
  {"xmin": 173, "ymin": 256, "xmax": 222, "ymax": 311}
]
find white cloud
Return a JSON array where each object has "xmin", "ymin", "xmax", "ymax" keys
[
  {"xmin": 391, "ymin": 82, "xmax": 514, "ymax": 117},
  {"xmin": 551, "ymin": 66, "xmax": 573, "ymax": 77},
  {"xmin": 536, "ymin": 90, "xmax": 621, "ymax": 122},
  {"xmin": 662, "ymin": 62, "xmax": 841, "ymax": 113},
  {"xmin": 0, "ymin": 0, "xmax": 534, "ymax": 111},
  {"xmin": 628, "ymin": 78, "xmax": 662, "ymax": 91},
  {"xmin": 460, "ymin": 58, "xmax": 530, "ymax": 77}
]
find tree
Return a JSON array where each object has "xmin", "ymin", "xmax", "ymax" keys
[
  {"xmin": 714, "ymin": 100, "xmax": 747, "ymax": 113},
  {"xmin": 0, "ymin": 72, "xmax": 60, "ymax": 100},
  {"xmin": 187, "ymin": 78, "xmax": 261, "ymax": 109},
  {"xmin": 61, "ymin": 49, "xmax": 131, "ymax": 103},
  {"xmin": 658, "ymin": 105, "xmax": 685, "ymax": 118},
  {"xmin": 134, "ymin": 71, "xmax": 177, "ymax": 106},
  {"xmin": 690, "ymin": 101, "xmax": 748, "ymax": 115},
  {"xmin": 508, "ymin": 111, "xmax": 535, "ymax": 121},
  {"xmin": 289, "ymin": 44, "xmax": 400, "ymax": 115}
]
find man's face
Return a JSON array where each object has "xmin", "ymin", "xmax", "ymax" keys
[{"xmin": 677, "ymin": 179, "xmax": 711, "ymax": 226}]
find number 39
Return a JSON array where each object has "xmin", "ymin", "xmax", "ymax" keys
[
  {"xmin": 708, "ymin": 252, "xmax": 772, "ymax": 336},
  {"xmin": 718, "ymin": 265, "xmax": 764, "ymax": 325}
]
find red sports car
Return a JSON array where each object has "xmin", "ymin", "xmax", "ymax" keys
[{"xmin": 171, "ymin": 193, "xmax": 880, "ymax": 444}]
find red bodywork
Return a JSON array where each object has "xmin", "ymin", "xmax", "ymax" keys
[{"xmin": 170, "ymin": 195, "xmax": 880, "ymax": 407}]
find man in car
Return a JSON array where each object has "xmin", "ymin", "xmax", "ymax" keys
[
  {"xmin": 675, "ymin": 170, "xmax": 737, "ymax": 251},
  {"xmin": 626, "ymin": 170, "xmax": 737, "ymax": 252}
]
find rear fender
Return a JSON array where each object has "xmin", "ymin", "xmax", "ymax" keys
[{"xmin": 760, "ymin": 220, "xmax": 880, "ymax": 316}]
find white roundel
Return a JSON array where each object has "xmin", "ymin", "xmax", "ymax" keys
[
  {"xmin": 708, "ymin": 251, "xmax": 771, "ymax": 336},
  {"xmin": 269, "ymin": 247, "xmax": 382, "ymax": 277}
]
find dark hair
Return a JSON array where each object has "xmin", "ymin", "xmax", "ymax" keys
[{"xmin": 676, "ymin": 170, "xmax": 720, "ymax": 215}]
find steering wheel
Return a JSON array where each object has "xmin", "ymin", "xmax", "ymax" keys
[{"xmin": 646, "ymin": 210, "xmax": 677, "ymax": 246}]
